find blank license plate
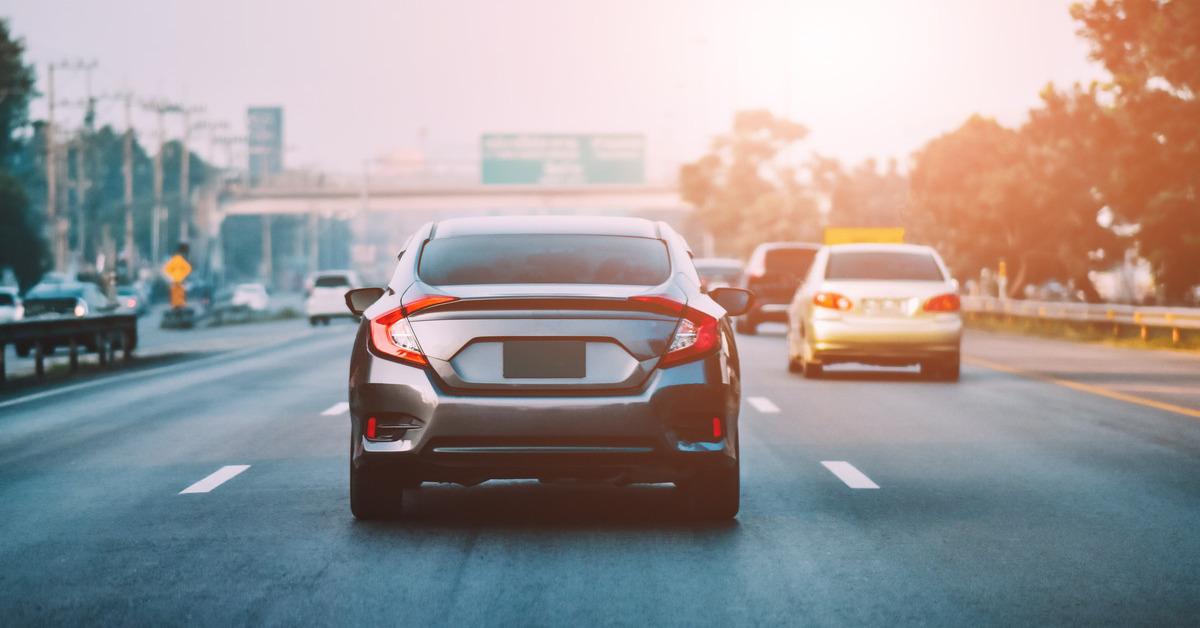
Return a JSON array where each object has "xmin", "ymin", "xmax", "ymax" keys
[{"xmin": 503, "ymin": 341, "xmax": 586, "ymax": 378}]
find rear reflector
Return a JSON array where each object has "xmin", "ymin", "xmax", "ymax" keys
[
  {"xmin": 366, "ymin": 417, "xmax": 377, "ymax": 439},
  {"xmin": 713, "ymin": 417, "xmax": 723, "ymax": 439}
]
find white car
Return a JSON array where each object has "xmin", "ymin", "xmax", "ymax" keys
[
  {"xmin": 304, "ymin": 270, "xmax": 362, "ymax": 325},
  {"xmin": 786, "ymin": 243, "xmax": 963, "ymax": 381},
  {"xmin": 0, "ymin": 287, "xmax": 23, "ymax": 323},
  {"xmin": 231, "ymin": 283, "xmax": 271, "ymax": 312}
]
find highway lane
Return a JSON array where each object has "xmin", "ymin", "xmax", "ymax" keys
[{"xmin": 1, "ymin": 321, "xmax": 1198, "ymax": 626}]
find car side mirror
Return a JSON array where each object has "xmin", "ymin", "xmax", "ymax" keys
[
  {"xmin": 709, "ymin": 287, "xmax": 754, "ymax": 317},
  {"xmin": 345, "ymin": 287, "xmax": 384, "ymax": 316}
]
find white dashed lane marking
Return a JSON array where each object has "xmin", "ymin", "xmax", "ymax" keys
[
  {"xmin": 747, "ymin": 397, "xmax": 780, "ymax": 414},
  {"xmin": 321, "ymin": 402, "xmax": 350, "ymax": 416},
  {"xmin": 821, "ymin": 461, "xmax": 880, "ymax": 489},
  {"xmin": 180, "ymin": 465, "xmax": 251, "ymax": 494}
]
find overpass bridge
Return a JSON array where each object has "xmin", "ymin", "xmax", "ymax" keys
[{"xmin": 213, "ymin": 183, "xmax": 700, "ymax": 288}]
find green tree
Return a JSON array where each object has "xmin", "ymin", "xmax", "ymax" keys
[
  {"xmin": 1072, "ymin": 0, "xmax": 1200, "ymax": 303},
  {"xmin": 0, "ymin": 19, "xmax": 49, "ymax": 290},
  {"xmin": 907, "ymin": 87, "xmax": 1122, "ymax": 300},
  {"xmin": 811, "ymin": 156, "xmax": 908, "ymax": 228},
  {"xmin": 680, "ymin": 109, "xmax": 821, "ymax": 256}
]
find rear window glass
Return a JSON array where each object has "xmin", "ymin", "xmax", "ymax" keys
[
  {"xmin": 314, "ymin": 275, "xmax": 350, "ymax": 288},
  {"xmin": 826, "ymin": 251, "xmax": 945, "ymax": 281},
  {"xmin": 0, "ymin": 293, "xmax": 13, "ymax": 306},
  {"xmin": 763, "ymin": 248, "xmax": 816, "ymax": 274},
  {"xmin": 418, "ymin": 235, "xmax": 670, "ymax": 285}
]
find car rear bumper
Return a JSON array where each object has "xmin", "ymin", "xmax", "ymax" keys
[
  {"xmin": 350, "ymin": 354, "xmax": 739, "ymax": 485},
  {"xmin": 808, "ymin": 317, "xmax": 962, "ymax": 365}
]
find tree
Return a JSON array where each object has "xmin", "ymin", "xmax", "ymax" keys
[
  {"xmin": 1072, "ymin": 0, "xmax": 1200, "ymax": 303},
  {"xmin": 811, "ymin": 156, "xmax": 908, "ymax": 228},
  {"xmin": 0, "ymin": 19, "xmax": 49, "ymax": 290},
  {"xmin": 680, "ymin": 109, "xmax": 821, "ymax": 256},
  {"xmin": 907, "ymin": 88, "xmax": 1123, "ymax": 300}
]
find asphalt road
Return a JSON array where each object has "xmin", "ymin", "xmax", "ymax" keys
[{"xmin": 1, "ymin": 319, "xmax": 1198, "ymax": 626}]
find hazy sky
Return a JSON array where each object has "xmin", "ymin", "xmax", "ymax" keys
[{"xmin": 7, "ymin": 0, "xmax": 1106, "ymax": 179}]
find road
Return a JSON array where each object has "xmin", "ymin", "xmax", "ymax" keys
[{"xmin": 1, "ymin": 319, "xmax": 1198, "ymax": 626}]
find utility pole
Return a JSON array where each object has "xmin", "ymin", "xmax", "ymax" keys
[
  {"xmin": 44, "ymin": 59, "xmax": 98, "ymax": 272},
  {"xmin": 123, "ymin": 93, "xmax": 136, "ymax": 276},
  {"xmin": 142, "ymin": 99, "xmax": 181, "ymax": 265},
  {"xmin": 179, "ymin": 106, "xmax": 204, "ymax": 245}
]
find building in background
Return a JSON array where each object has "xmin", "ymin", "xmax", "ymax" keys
[{"xmin": 248, "ymin": 107, "xmax": 284, "ymax": 186}]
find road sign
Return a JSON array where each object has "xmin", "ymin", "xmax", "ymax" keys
[
  {"xmin": 481, "ymin": 134, "xmax": 644, "ymax": 185},
  {"xmin": 163, "ymin": 254, "xmax": 192, "ymax": 283}
]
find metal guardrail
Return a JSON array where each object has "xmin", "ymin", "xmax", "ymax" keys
[
  {"xmin": 961, "ymin": 296, "xmax": 1200, "ymax": 343},
  {"xmin": 0, "ymin": 314, "xmax": 138, "ymax": 386}
]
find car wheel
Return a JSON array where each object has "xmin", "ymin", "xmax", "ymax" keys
[
  {"xmin": 736, "ymin": 316, "xmax": 757, "ymax": 335},
  {"xmin": 679, "ymin": 463, "xmax": 739, "ymax": 521},
  {"xmin": 802, "ymin": 358, "xmax": 823, "ymax": 379},
  {"xmin": 787, "ymin": 353, "xmax": 803, "ymax": 373},
  {"xmin": 923, "ymin": 355, "xmax": 960, "ymax": 382},
  {"xmin": 16, "ymin": 343, "xmax": 30, "ymax": 358},
  {"xmin": 309, "ymin": 317, "xmax": 319, "ymax": 326},
  {"xmin": 322, "ymin": 317, "xmax": 331, "ymax": 326},
  {"xmin": 350, "ymin": 462, "xmax": 403, "ymax": 520}
]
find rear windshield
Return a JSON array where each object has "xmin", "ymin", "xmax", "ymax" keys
[
  {"xmin": 418, "ymin": 235, "xmax": 671, "ymax": 285},
  {"xmin": 0, "ymin": 293, "xmax": 13, "ymax": 306},
  {"xmin": 826, "ymin": 251, "xmax": 945, "ymax": 281},
  {"xmin": 314, "ymin": 275, "xmax": 350, "ymax": 288},
  {"xmin": 763, "ymin": 248, "xmax": 816, "ymax": 274}
]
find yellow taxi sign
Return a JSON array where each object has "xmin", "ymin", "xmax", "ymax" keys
[
  {"xmin": 162, "ymin": 254, "xmax": 192, "ymax": 283},
  {"xmin": 823, "ymin": 227, "xmax": 905, "ymax": 245}
]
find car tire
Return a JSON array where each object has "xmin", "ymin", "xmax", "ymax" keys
[
  {"xmin": 309, "ymin": 317, "xmax": 319, "ymax": 326},
  {"xmin": 787, "ymin": 353, "xmax": 803, "ymax": 373},
  {"xmin": 802, "ymin": 358, "xmax": 823, "ymax": 379},
  {"xmin": 16, "ymin": 343, "xmax": 30, "ymax": 358},
  {"xmin": 736, "ymin": 316, "xmax": 757, "ymax": 335},
  {"xmin": 679, "ymin": 463, "xmax": 740, "ymax": 521},
  {"xmin": 923, "ymin": 355, "xmax": 960, "ymax": 382},
  {"xmin": 350, "ymin": 462, "xmax": 403, "ymax": 520}
]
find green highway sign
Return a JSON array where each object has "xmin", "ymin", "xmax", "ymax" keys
[{"xmin": 481, "ymin": 134, "xmax": 644, "ymax": 185}]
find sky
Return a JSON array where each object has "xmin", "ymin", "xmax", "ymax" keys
[{"xmin": 6, "ymin": 0, "xmax": 1107, "ymax": 181}]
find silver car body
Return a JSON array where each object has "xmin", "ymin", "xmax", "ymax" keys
[
  {"xmin": 346, "ymin": 215, "xmax": 750, "ymax": 520},
  {"xmin": 787, "ymin": 243, "xmax": 963, "ymax": 380}
]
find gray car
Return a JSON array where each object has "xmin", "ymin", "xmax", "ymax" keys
[{"xmin": 343, "ymin": 215, "xmax": 754, "ymax": 520}]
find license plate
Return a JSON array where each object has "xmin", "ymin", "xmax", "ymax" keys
[
  {"xmin": 503, "ymin": 341, "xmax": 586, "ymax": 378},
  {"xmin": 862, "ymin": 298, "xmax": 909, "ymax": 316}
]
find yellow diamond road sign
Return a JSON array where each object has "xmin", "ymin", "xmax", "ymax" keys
[{"xmin": 163, "ymin": 254, "xmax": 192, "ymax": 283}]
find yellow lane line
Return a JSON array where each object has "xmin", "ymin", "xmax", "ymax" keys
[{"xmin": 965, "ymin": 357, "xmax": 1200, "ymax": 420}]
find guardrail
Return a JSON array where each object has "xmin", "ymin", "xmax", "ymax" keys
[
  {"xmin": 961, "ymin": 296, "xmax": 1200, "ymax": 344},
  {"xmin": 0, "ymin": 314, "xmax": 138, "ymax": 386}
]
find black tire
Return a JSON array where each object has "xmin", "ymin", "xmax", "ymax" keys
[
  {"xmin": 309, "ymin": 317, "xmax": 319, "ymax": 327},
  {"xmin": 15, "ymin": 343, "xmax": 30, "ymax": 358},
  {"xmin": 802, "ymin": 357, "xmax": 823, "ymax": 379},
  {"xmin": 350, "ymin": 462, "xmax": 403, "ymax": 520},
  {"xmin": 922, "ymin": 355, "xmax": 961, "ymax": 382},
  {"xmin": 736, "ymin": 316, "xmax": 757, "ymax": 335},
  {"xmin": 679, "ymin": 463, "xmax": 740, "ymax": 521},
  {"xmin": 787, "ymin": 353, "xmax": 803, "ymax": 373}
]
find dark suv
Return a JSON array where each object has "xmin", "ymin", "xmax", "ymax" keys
[{"xmin": 736, "ymin": 242, "xmax": 820, "ymax": 334}]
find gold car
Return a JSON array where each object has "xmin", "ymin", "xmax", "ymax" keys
[{"xmin": 786, "ymin": 243, "xmax": 963, "ymax": 381}]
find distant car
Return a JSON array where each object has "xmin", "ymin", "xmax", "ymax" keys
[
  {"xmin": 117, "ymin": 285, "xmax": 148, "ymax": 316},
  {"xmin": 786, "ymin": 243, "xmax": 963, "ymax": 381},
  {"xmin": 0, "ymin": 287, "xmax": 23, "ymax": 323},
  {"xmin": 22, "ymin": 282, "xmax": 113, "ymax": 318},
  {"xmin": 693, "ymin": 257, "xmax": 744, "ymax": 291},
  {"xmin": 230, "ymin": 283, "xmax": 270, "ymax": 312},
  {"xmin": 736, "ymin": 242, "xmax": 821, "ymax": 334},
  {"xmin": 343, "ymin": 215, "xmax": 754, "ymax": 520},
  {"xmin": 305, "ymin": 270, "xmax": 362, "ymax": 325}
]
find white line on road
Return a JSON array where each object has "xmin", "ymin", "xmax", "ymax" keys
[
  {"xmin": 747, "ymin": 397, "xmax": 780, "ymax": 413},
  {"xmin": 180, "ymin": 465, "xmax": 251, "ymax": 494},
  {"xmin": 821, "ymin": 461, "xmax": 880, "ymax": 489},
  {"xmin": 321, "ymin": 402, "xmax": 350, "ymax": 416}
]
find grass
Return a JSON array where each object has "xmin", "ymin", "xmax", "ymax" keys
[{"xmin": 964, "ymin": 313, "xmax": 1200, "ymax": 352}]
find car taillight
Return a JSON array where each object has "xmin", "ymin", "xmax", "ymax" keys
[
  {"xmin": 631, "ymin": 294, "xmax": 720, "ymax": 368},
  {"xmin": 813, "ymin": 292, "xmax": 852, "ymax": 310},
  {"xmin": 924, "ymin": 293, "xmax": 961, "ymax": 312},
  {"xmin": 369, "ymin": 294, "xmax": 458, "ymax": 366},
  {"xmin": 74, "ymin": 302, "xmax": 87, "ymax": 317}
]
